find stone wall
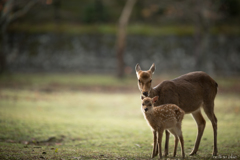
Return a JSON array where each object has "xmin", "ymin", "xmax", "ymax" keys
[{"xmin": 7, "ymin": 33, "xmax": 240, "ymax": 75}]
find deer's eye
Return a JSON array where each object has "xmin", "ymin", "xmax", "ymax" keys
[
  {"xmin": 142, "ymin": 103, "xmax": 144, "ymax": 106},
  {"xmin": 149, "ymin": 80, "xmax": 152, "ymax": 83},
  {"xmin": 138, "ymin": 80, "xmax": 141, "ymax": 83}
]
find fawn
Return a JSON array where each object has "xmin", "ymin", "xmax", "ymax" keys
[
  {"xmin": 136, "ymin": 63, "xmax": 218, "ymax": 156},
  {"xmin": 141, "ymin": 96, "xmax": 185, "ymax": 159}
]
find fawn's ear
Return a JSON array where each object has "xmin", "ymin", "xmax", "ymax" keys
[
  {"xmin": 135, "ymin": 63, "xmax": 141, "ymax": 73},
  {"xmin": 152, "ymin": 96, "xmax": 159, "ymax": 103},
  {"xmin": 149, "ymin": 63, "xmax": 155, "ymax": 74}
]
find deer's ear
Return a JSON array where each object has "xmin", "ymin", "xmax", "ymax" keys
[
  {"xmin": 149, "ymin": 63, "xmax": 155, "ymax": 74},
  {"xmin": 152, "ymin": 96, "xmax": 159, "ymax": 103},
  {"xmin": 135, "ymin": 63, "xmax": 141, "ymax": 73}
]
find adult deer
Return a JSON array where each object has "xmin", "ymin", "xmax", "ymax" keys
[{"xmin": 135, "ymin": 63, "xmax": 218, "ymax": 156}]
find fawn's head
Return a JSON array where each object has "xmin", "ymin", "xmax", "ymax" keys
[
  {"xmin": 135, "ymin": 63, "xmax": 155, "ymax": 98},
  {"xmin": 142, "ymin": 96, "xmax": 159, "ymax": 112}
]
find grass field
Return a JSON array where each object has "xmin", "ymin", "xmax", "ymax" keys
[
  {"xmin": 0, "ymin": 73, "xmax": 240, "ymax": 159},
  {"xmin": 9, "ymin": 23, "xmax": 240, "ymax": 36}
]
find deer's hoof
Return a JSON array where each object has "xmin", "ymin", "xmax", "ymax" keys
[
  {"xmin": 212, "ymin": 152, "xmax": 217, "ymax": 156},
  {"xmin": 151, "ymin": 154, "xmax": 156, "ymax": 158},
  {"xmin": 182, "ymin": 153, "xmax": 185, "ymax": 158},
  {"xmin": 189, "ymin": 151, "xmax": 197, "ymax": 156},
  {"xmin": 164, "ymin": 151, "xmax": 168, "ymax": 157}
]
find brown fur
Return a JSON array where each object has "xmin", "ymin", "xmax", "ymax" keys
[
  {"xmin": 142, "ymin": 97, "xmax": 185, "ymax": 158},
  {"xmin": 136, "ymin": 63, "xmax": 218, "ymax": 156}
]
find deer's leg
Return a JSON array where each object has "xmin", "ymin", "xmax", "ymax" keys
[
  {"xmin": 203, "ymin": 102, "xmax": 218, "ymax": 156},
  {"xmin": 164, "ymin": 130, "xmax": 170, "ymax": 157},
  {"xmin": 168, "ymin": 128, "xmax": 178, "ymax": 157},
  {"xmin": 176, "ymin": 123, "xmax": 185, "ymax": 158},
  {"xmin": 169, "ymin": 129, "xmax": 178, "ymax": 157},
  {"xmin": 157, "ymin": 129, "xmax": 164, "ymax": 159},
  {"xmin": 151, "ymin": 130, "xmax": 158, "ymax": 158},
  {"xmin": 178, "ymin": 133, "xmax": 185, "ymax": 158},
  {"xmin": 173, "ymin": 135, "xmax": 178, "ymax": 157},
  {"xmin": 190, "ymin": 109, "xmax": 206, "ymax": 156}
]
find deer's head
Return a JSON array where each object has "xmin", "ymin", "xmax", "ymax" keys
[
  {"xmin": 141, "ymin": 96, "xmax": 158, "ymax": 112},
  {"xmin": 135, "ymin": 63, "xmax": 155, "ymax": 98}
]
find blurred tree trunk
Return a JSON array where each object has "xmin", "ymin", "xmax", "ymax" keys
[
  {"xmin": 53, "ymin": 0, "xmax": 61, "ymax": 22},
  {"xmin": 193, "ymin": 1, "xmax": 221, "ymax": 72},
  {"xmin": 193, "ymin": 1, "xmax": 212, "ymax": 71},
  {"xmin": 116, "ymin": 0, "xmax": 137, "ymax": 78},
  {"xmin": 0, "ymin": 0, "xmax": 38, "ymax": 73},
  {"xmin": 194, "ymin": 9, "xmax": 210, "ymax": 70}
]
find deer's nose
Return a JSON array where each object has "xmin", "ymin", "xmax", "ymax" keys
[
  {"xmin": 143, "ymin": 92, "xmax": 148, "ymax": 97},
  {"xmin": 144, "ymin": 108, "xmax": 148, "ymax": 112}
]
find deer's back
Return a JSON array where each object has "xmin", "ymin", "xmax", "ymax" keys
[{"xmin": 153, "ymin": 71, "xmax": 218, "ymax": 113}]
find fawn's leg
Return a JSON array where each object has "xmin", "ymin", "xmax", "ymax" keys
[
  {"xmin": 154, "ymin": 130, "xmax": 170, "ymax": 157},
  {"xmin": 164, "ymin": 130, "xmax": 170, "ymax": 157},
  {"xmin": 178, "ymin": 133, "xmax": 185, "ymax": 158},
  {"xmin": 168, "ymin": 129, "xmax": 178, "ymax": 157},
  {"xmin": 157, "ymin": 129, "xmax": 164, "ymax": 159},
  {"xmin": 173, "ymin": 135, "xmax": 178, "ymax": 157},
  {"xmin": 151, "ymin": 130, "xmax": 158, "ymax": 158},
  {"xmin": 190, "ymin": 109, "xmax": 206, "ymax": 155},
  {"xmin": 175, "ymin": 122, "xmax": 185, "ymax": 158}
]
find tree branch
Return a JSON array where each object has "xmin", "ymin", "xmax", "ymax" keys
[
  {"xmin": 8, "ymin": 0, "xmax": 38, "ymax": 23},
  {"xmin": 116, "ymin": 0, "xmax": 137, "ymax": 78},
  {"xmin": 0, "ymin": 0, "xmax": 14, "ymax": 26},
  {"xmin": 1, "ymin": 0, "xmax": 39, "ymax": 34}
]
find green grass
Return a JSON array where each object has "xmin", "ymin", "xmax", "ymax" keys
[
  {"xmin": 9, "ymin": 23, "xmax": 240, "ymax": 36},
  {"xmin": 1, "ymin": 73, "xmax": 239, "ymax": 92},
  {"xmin": 0, "ymin": 73, "xmax": 137, "ymax": 91},
  {"xmin": 0, "ymin": 88, "xmax": 240, "ymax": 159},
  {"xmin": 0, "ymin": 73, "xmax": 240, "ymax": 159}
]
